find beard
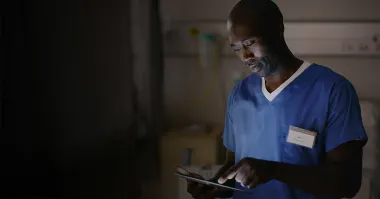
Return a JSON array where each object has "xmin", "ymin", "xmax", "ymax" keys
[{"xmin": 244, "ymin": 52, "xmax": 283, "ymax": 77}]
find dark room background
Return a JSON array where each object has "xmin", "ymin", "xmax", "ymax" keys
[{"xmin": 0, "ymin": 0, "xmax": 164, "ymax": 198}]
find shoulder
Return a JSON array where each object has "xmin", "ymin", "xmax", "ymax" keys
[
  {"xmin": 227, "ymin": 74, "xmax": 260, "ymax": 107},
  {"xmin": 226, "ymin": 81, "xmax": 242, "ymax": 109},
  {"xmin": 308, "ymin": 64, "xmax": 356, "ymax": 93},
  {"xmin": 308, "ymin": 64, "xmax": 358, "ymax": 106},
  {"xmin": 308, "ymin": 64, "xmax": 346, "ymax": 84}
]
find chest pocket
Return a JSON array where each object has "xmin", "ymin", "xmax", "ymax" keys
[{"xmin": 282, "ymin": 126, "xmax": 324, "ymax": 166}]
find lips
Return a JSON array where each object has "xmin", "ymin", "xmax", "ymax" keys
[
  {"xmin": 244, "ymin": 59, "xmax": 256, "ymax": 67},
  {"xmin": 250, "ymin": 65, "xmax": 262, "ymax": 73},
  {"xmin": 244, "ymin": 59, "xmax": 261, "ymax": 72}
]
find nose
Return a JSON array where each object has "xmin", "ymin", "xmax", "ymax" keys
[{"xmin": 242, "ymin": 47, "xmax": 254, "ymax": 60}]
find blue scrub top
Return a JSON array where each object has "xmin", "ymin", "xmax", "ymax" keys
[{"xmin": 223, "ymin": 63, "xmax": 367, "ymax": 199}]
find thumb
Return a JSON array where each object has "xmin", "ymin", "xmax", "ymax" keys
[
  {"xmin": 188, "ymin": 172, "xmax": 204, "ymax": 180},
  {"xmin": 217, "ymin": 163, "xmax": 242, "ymax": 184}
]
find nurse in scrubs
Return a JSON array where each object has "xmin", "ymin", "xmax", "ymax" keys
[{"xmin": 186, "ymin": 0, "xmax": 367, "ymax": 199}]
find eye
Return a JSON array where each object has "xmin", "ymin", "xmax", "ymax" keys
[
  {"xmin": 243, "ymin": 39, "xmax": 255, "ymax": 47},
  {"xmin": 231, "ymin": 45, "xmax": 241, "ymax": 52}
]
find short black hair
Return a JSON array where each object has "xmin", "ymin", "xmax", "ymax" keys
[{"xmin": 229, "ymin": 0, "xmax": 284, "ymax": 35}]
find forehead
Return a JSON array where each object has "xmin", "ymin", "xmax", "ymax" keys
[{"xmin": 227, "ymin": 22, "xmax": 260, "ymax": 43}]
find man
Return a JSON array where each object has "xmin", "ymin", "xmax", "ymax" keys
[{"xmin": 186, "ymin": 0, "xmax": 367, "ymax": 199}]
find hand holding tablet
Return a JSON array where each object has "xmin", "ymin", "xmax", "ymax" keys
[{"xmin": 175, "ymin": 166, "xmax": 251, "ymax": 194}]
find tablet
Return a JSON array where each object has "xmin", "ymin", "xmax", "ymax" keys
[{"xmin": 174, "ymin": 172, "xmax": 251, "ymax": 194}]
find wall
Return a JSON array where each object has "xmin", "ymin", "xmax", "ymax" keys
[{"xmin": 161, "ymin": 0, "xmax": 380, "ymax": 127}]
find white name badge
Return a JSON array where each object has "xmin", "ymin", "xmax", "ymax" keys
[{"xmin": 286, "ymin": 126, "xmax": 317, "ymax": 149}]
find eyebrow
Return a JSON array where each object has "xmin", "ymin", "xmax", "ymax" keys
[{"xmin": 229, "ymin": 37, "xmax": 256, "ymax": 46}]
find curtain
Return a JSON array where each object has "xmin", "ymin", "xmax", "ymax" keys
[
  {"xmin": 131, "ymin": 0, "xmax": 165, "ymax": 180},
  {"xmin": 1, "ymin": 0, "xmax": 163, "ymax": 197},
  {"xmin": 2, "ymin": 0, "xmax": 139, "ymax": 198}
]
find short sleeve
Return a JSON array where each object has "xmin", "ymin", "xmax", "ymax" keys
[
  {"xmin": 223, "ymin": 92, "xmax": 236, "ymax": 152},
  {"xmin": 325, "ymin": 80, "xmax": 368, "ymax": 152}
]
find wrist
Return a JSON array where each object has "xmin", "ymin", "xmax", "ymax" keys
[
  {"xmin": 268, "ymin": 161, "xmax": 281, "ymax": 180},
  {"xmin": 259, "ymin": 159, "xmax": 279, "ymax": 180}
]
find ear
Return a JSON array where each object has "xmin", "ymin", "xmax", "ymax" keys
[{"xmin": 227, "ymin": 20, "xmax": 233, "ymax": 32}]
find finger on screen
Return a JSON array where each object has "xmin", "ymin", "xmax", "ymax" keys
[{"xmin": 217, "ymin": 162, "xmax": 243, "ymax": 184}]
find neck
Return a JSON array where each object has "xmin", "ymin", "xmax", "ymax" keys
[{"xmin": 264, "ymin": 50, "xmax": 303, "ymax": 92}]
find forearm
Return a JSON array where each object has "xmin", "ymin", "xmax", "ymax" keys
[{"xmin": 272, "ymin": 162, "xmax": 360, "ymax": 198}]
